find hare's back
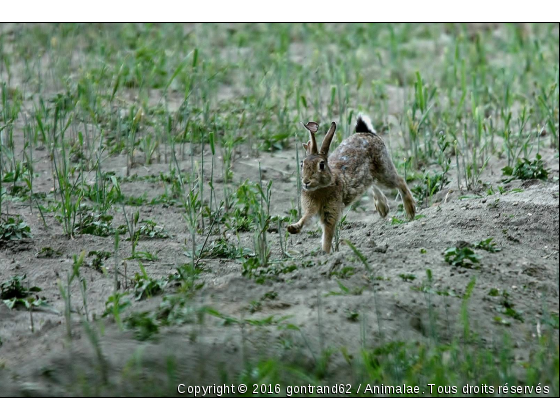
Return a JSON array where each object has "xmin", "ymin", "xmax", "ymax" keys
[
  {"xmin": 330, "ymin": 133, "xmax": 386, "ymax": 171},
  {"xmin": 329, "ymin": 133, "xmax": 387, "ymax": 205}
]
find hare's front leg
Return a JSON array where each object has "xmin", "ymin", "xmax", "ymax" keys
[
  {"xmin": 287, "ymin": 199, "xmax": 319, "ymax": 234},
  {"xmin": 320, "ymin": 204, "xmax": 341, "ymax": 253}
]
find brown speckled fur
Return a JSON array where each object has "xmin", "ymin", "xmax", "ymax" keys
[{"xmin": 287, "ymin": 118, "xmax": 416, "ymax": 253}]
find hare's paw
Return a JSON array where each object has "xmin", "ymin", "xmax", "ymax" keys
[
  {"xmin": 403, "ymin": 197, "xmax": 416, "ymax": 220},
  {"xmin": 374, "ymin": 197, "xmax": 390, "ymax": 218},
  {"xmin": 287, "ymin": 223, "xmax": 301, "ymax": 234}
]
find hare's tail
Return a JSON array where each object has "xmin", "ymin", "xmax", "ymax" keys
[{"xmin": 355, "ymin": 114, "xmax": 376, "ymax": 134}]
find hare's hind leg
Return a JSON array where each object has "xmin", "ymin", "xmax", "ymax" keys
[
  {"xmin": 395, "ymin": 177, "xmax": 416, "ymax": 220},
  {"xmin": 373, "ymin": 153, "xmax": 416, "ymax": 220},
  {"xmin": 379, "ymin": 172, "xmax": 416, "ymax": 220},
  {"xmin": 372, "ymin": 185, "xmax": 390, "ymax": 218}
]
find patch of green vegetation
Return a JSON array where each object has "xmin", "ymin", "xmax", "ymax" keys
[
  {"xmin": 88, "ymin": 250, "xmax": 112, "ymax": 273},
  {"xmin": 488, "ymin": 185, "xmax": 525, "ymax": 196},
  {"xmin": 242, "ymin": 258, "xmax": 297, "ymax": 284},
  {"xmin": 132, "ymin": 263, "xmax": 169, "ymax": 301},
  {"xmin": 121, "ymin": 194, "xmax": 148, "ymax": 206},
  {"xmin": 1, "ymin": 274, "xmax": 47, "ymax": 310},
  {"xmin": 0, "ymin": 216, "xmax": 32, "ymax": 240},
  {"xmin": 37, "ymin": 247, "xmax": 63, "ymax": 258},
  {"xmin": 135, "ymin": 219, "xmax": 170, "ymax": 239},
  {"xmin": 474, "ymin": 237, "xmax": 501, "ymax": 253},
  {"xmin": 172, "ymin": 263, "xmax": 204, "ymax": 282},
  {"xmin": 75, "ymin": 212, "xmax": 115, "ymax": 237},
  {"xmin": 149, "ymin": 193, "xmax": 178, "ymax": 207},
  {"xmin": 391, "ymin": 214, "xmax": 425, "ymax": 225},
  {"xmin": 443, "ymin": 238, "xmax": 500, "ymax": 268},
  {"xmin": 225, "ymin": 181, "xmax": 273, "ymax": 248},
  {"xmin": 502, "ymin": 154, "xmax": 550, "ymax": 182},
  {"xmin": 411, "ymin": 171, "xmax": 450, "ymax": 206},
  {"xmin": 125, "ymin": 311, "xmax": 160, "ymax": 341},
  {"xmin": 118, "ymin": 212, "xmax": 170, "ymax": 259},
  {"xmin": 412, "ymin": 283, "xmax": 461, "ymax": 298},
  {"xmin": 444, "ymin": 246, "xmax": 481, "ymax": 268},
  {"xmin": 345, "ymin": 309, "xmax": 359, "ymax": 322},
  {"xmin": 330, "ymin": 266, "xmax": 355, "ymax": 279},
  {"xmin": 204, "ymin": 237, "xmax": 253, "ymax": 259},
  {"xmin": 156, "ymin": 294, "xmax": 201, "ymax": 326},
  {"xmin": 1, "ymin": 274, "xmax": 33, "ymax": 299},
  {"xmin": 542, "ymin": 313, "xmax": 559, "ymax": 330},
  {"xmin": 117, "ymin": 172, "xmax": 175, "ymax": 184},
  {"xmin": 102, "ymin": 292, "xmax": 131, "ymax": 326},
  {"xmin": 205, "ymin": 308, "xmax": 292, "ymax": 327},
  {"xmin": 262, "ymin": 291, "xmax": 278, "ymax": 300},
  {"xmin": 497, "ymin": 290, "xmax": 524, "ymax": 323},
  {"xmin": 326, "ymin": 280, "xmax": 364, "ymax": 297},
  {"xmin": 130, "ymin": 250, "xmax": 159, "ymax": 261},
  {"xmin": 79, "ymin": 178, "xmax": 123, "ymax": 211},
  {"xmin": 247, "ymin": 300, "xmax": 263, "ymax": 314}
]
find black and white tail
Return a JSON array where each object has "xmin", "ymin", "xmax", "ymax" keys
[{"xmin": 355, "ymin": 114, "xmax": 376, "ymax": 134}]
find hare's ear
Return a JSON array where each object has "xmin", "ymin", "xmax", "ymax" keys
[
  {"xmin": 303, "ymin": 121, "xmax": 319, "ymax": 133},
  {"xmin": 302, "ymin": 121, "xmax": 319, "ymax": 155},
  {"xmin": 302, "ymin": 142, "xmax": 309, "ymax": 155},
  {"xmin": 320, "ymin": 122, "xmax": 336, "ymax": 155},
  {"xmin": 302, "ymin": 121, "xmax": 319, "ymax": 154}
]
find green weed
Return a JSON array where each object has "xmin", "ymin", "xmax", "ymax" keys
[
  {"xmin": 132, "ymin": 263, "xmax": 169, "ymax": 301},
  {"xmin": 474, "ymin": 237, "xmax": 501, "ymax": 253},
  {"xmin": 443, "ymin": 246, "xmax": 481, "ymax": 268},
  {"xmin": 37, "ymin": 247, "xmax": 63, "ymax": 258},
  {"xmin": 502, "ymin": 154, "xmax": 550, "ymax": 182},
  {"xmin": 0, "ymin": 216, "xmax": 31, "ymax": 240}
]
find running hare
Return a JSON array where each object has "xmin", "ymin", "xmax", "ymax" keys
[{"xmin": 287, "ymin": 115, "xmax": 416, "ymax": 253}]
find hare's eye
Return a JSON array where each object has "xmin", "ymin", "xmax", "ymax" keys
[{"xmin": 319, "ymin": 161, "xmax": 325, "ymax": 170}]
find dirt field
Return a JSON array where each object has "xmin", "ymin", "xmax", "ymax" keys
[{"xmin": 0, "ymin": 23, "xmax": 558, "ymax": 396}]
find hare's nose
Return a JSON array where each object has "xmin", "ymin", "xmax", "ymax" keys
[{"xmin": 304, "ymin": 181, "xmax": 310, "ymax": 187}]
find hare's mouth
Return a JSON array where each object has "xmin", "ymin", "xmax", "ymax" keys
[{"xmin": 302, "ymin": 184, "xmax": 319, "ymax": 191}]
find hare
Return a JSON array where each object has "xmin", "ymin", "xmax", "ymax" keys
[{"xmin": 287, "ymin": 115, "xmax": 416, "ymax": 253}]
